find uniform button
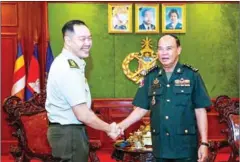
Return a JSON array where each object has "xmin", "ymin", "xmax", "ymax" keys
[
  {"xmin": 181, "ymin": 90, "xmax": 184, "ymax": 93},
  {"xmin": 166, "ymin": 132, "xmax": 169, "ymax": 136},
  {"xmin": 185, "ymin": 129, "xmax": 188, "ymax": 133},
  {"xmin": 153, "ymin": 129, "xmax": 155, "ymax": 133},
  {"xmin": 165, "ymin": 116, "xmax": 169, "ymax": 120},
  {"xmin": 166, "ymin": 99, "xmax": 170, "ymax": 102},
  {"xmin": 153, "ymin": 92, "xmax": 156, "ymax": 95},
  {"xmin": 167, "ymin": 84, "xmax": 170, "ymax": 87}
]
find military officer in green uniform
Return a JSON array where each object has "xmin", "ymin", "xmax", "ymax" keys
[{"xmin": 119, "ymin": 34, "xmax": 211, "ymax": 162}]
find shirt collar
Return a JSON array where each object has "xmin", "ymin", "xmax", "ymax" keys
[
  {"xmin": 158, "ymin": 62, "xmax": 183, "ymax": 76},
  {"xmin": 61, "ymin": 48, "xmax": 86, "ymax": 67},
  {"xmin": 143, "ymin": 23, "xmax": 151, "ymax": 30}
]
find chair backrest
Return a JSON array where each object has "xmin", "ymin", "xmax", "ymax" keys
[
  {"xmin": 214, "ymin": 95, "xmax": 239, "ymax": 155},
  {"xmin": 3, "ymin": 90, "xmax": 61, "ymax": 161}
]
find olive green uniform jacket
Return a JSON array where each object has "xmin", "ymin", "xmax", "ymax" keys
[{"xmin": 133, "ymin": 62, "xmax": 211, "ymax": 159}]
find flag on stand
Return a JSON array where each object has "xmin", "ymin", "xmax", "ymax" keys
[
  {"xmin": 25, "ymin": 43, "xmax": 40, "ymax": 100},
  {"xmin": 11, "ymin": 42, "xmax": 26, "ymax": 100}
]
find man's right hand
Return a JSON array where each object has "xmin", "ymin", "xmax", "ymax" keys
[{"xmin": 107, "ymin": 122, "xmax": 122, "ymax": 140}]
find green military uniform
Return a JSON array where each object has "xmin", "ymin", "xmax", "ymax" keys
[{"xmin": 133, "ymin": 62, "xmax": 211, "ymax": 161}]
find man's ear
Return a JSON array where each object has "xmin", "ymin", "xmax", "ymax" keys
[
  {"xmin": 64, "ymin": 35, "xmax": 71, "ymax": 46},
  {"xmin": 177, "ymin": 46, "xmax": 182, "ymax": 55}
]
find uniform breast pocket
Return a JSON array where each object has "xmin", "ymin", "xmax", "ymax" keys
[
  {"xmin": 173, "ymin": 87, "xmax": 192, "ymax": 106},
  {"xmin": 148, "ymin": 88, "xmax": 163, "ymax": 109},
  {"xmin": 148, "ymin": 87, "xmax": 164, "ymax": 97}
]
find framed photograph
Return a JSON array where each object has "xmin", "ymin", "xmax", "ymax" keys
[
  {"xmin": 135, "ymin": 4, "xmax": 159, "ymax": 33},
  {"xmin": 162, "ymin": 4, "xmax": 186, "ymax": 33},
  {"xmin": 108, "ymin": 3, "xmax": 132, "ymax": 33}
]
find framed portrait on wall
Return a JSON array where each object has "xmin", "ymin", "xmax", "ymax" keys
[
  {"xmin": 108, "ymin": 3, "xmax": 132, "ymax": 33},
  {"xmin": 162, "ymin": 4, "xmax": 186, "ymax": 33},
  {"xmin": 135, "ymin": 4, "xmax": 159, "ymax": 33}
]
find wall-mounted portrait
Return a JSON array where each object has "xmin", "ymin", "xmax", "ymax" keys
[
  {"xmin": 108, "ymin": 3, "xmax": 132, "ymax": 33},
  {"xmin": 162, "ymin": 4, "xmax": 186, "ymax": 33},
  {"xmin": 135, "ymin": 4, "xmax": 159, "ymax": 33}
]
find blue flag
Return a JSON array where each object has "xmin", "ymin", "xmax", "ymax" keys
[{"xmin": 46, "ymin": 42, "xmax": 54, "ymax": 74}]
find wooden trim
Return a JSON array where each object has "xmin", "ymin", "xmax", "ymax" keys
[
  {"xmin": 1, "ymin": 33, "xmax": 18, "ymax": 36},
  {"xmin": 207, "ymin": 112, "xmax": 220, "ymax": 116},
  {"xmin": 211, "ymin": 98, "xmax": 239, "ymax": 102},
  {"xmin": 1, "ymin": 2, "xmax": 18, "ymax": 27},
  {"xmin": 209, "ymin": 138, "xmax": 227, "ymax": 141}
]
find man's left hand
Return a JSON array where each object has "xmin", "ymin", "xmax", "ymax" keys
[
  {"xmin": 108, "ymin": 122, "xmax": 122, "ymax": 140},
  {"xmin": 198, "ymin": 145, "xmax": 208, "ymax": 162}
]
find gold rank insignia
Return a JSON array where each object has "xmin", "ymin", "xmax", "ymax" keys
[{"xmin": 68, "ymin": 59, "xmax": 79, "ymax": 69}]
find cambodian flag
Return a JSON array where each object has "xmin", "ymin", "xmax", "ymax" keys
[
  {"xmin": 25, "ymin": 43, "xmax": 40, "ymax": 100},
  {"xmin": 11, "ymin": 42, "xmax": 26, "ymax": 100}
]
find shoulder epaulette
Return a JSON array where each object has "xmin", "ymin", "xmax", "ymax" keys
[
  {"xmin": 68, "ymin": 59, "xmax": 79, "ymax": 69},
  {"xmin": 183, "ymin": 63, "xmax": 198, "ymax": 72},
  {"xmin": 143, "ymin": 65, "xmax": 159, "ymax": 76}
]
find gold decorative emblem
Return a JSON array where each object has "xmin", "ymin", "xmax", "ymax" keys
[
  {"xmin": 153, "ymin": 78, "xmax": 159, "ymax": 85},
  {"xmin": 122, "ymin": 37, "xmax": 158, "ymax": 84}
]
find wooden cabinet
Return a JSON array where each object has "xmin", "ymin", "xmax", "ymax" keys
[{"xmin": 86, "ymin": 98, "xmax": 234, "ymax": 151}]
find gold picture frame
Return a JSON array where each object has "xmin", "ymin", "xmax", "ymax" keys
[
  {"xmin": 108, "ymin": 3, "xmax": 132, "ymax": 33},
  {"xmin": 135, "ymin": 4, "xmax": 159, "ymax": 34},
  {"xmin": 162, "ymin": 3, "xmax": 186, "ymax": 33}
]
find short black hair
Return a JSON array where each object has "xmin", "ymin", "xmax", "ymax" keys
[
  {"xmin": 168, "ymin": 9, "xmax": 179, "ymax": 18},
  {"xmin": 61, "ymin": 20, "xmax": 87, "ymax": 38},
  {"xmin": 162, "ymin": 34, "xmax": 181, "ymax": 47},
  {"xmin": 141, "ymin": 8, "xmax": 153, "ymax": 17}
]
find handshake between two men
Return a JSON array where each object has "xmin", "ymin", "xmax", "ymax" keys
[
  {"xmin": 107, "ymin": 122, "xmax": 124, "ymax": 140},
  {"xmin": 105, "ymin": 107, "xmax": 148, "ymax": 140}
]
